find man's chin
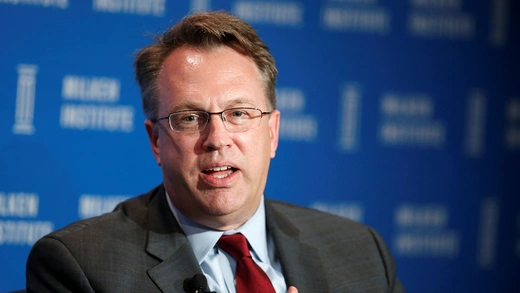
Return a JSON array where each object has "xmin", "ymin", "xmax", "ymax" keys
[{"xmin": 197, "ymin": 197, "xmax": 256, "ymax": 228}]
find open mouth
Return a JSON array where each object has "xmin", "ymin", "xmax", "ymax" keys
[{"xmin": 202, "ymin": 166, "xmax": 237, "ymax": 179}]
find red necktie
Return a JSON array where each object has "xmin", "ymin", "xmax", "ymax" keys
[{"xmin": 218, "ymin": 233, "xmax": 276, "ymax": 293}]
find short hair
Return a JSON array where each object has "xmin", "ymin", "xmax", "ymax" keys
[{"xmin": 134, "ymin": 11, "xmax": 278, "ymax": 120}]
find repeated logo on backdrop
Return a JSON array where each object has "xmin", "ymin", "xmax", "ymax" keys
[
  {"xmin": 322, "ymin": 0, "xmax": 391, "ymax": 34},
  {"xmin": 408, "ymin": 0, "xmax": 475, "ymax": 40},
  {"xmin": 506, "ymin": 98, "xmax": 520, "ymax": 150},
  {"xmin": 476, "ymin": 197, "xmax": 500, "ymax": 269},
  {"xmin": 0, "ymin": 0, "xmax": 69, "ymax": 9},
  {"xmin": 233, "ymin": 0, "xmax": 303, "ymax": 27},
  {"xmin": 393, "ymin": 203, "xmax": 460, "ymax": 258},
  {"xmin": 93, "ymin": 0, "xmax": 166, "ymax": 16},
  {"xmin": 78, "ymin": 194, "xmax": 130, "ymax": 219},
  {"xmin": 338, "ymin": 83, "xmax": 362, "ymax": 152},
  {"xmin": 463, "ymin": 89, "xmax": 487, "ymax": 157},
  {"xmin": 378, "ymin": 91, "xmax": 446, "ymax": 149},
  {"xmin": 0, "ymin": 192, "xmax": 54, "ymax": 246},
  {"xmin": 60, "ymin": 75, "xmax": 135, "ymax": 133},
  {"xmin": 12, "ymin": 64, "xmax": 38, "ymax": 136},
  {"xmin": 277, "ymin": 88, "xmax": 318, "ymax": 142}
]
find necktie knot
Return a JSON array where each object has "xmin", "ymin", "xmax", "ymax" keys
[
  {"xmin": 217, "ymin": 233, "xmax": 276, "ymax": 293},
  {"xmin": 218, "ymin": 233, "xmax": 251, "ymax": 260}
]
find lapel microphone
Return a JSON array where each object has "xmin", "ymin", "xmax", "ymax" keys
[{"xmin": 184, "ymin": 273, "xmax": 216, "ymax": 293}]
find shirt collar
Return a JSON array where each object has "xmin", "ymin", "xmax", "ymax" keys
[{"xmin": 166, "ymin": 192, "xmax": 269, "ymax": 265}]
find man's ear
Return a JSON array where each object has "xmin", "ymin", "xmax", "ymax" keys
[
  {"xmin": 268, "ymin": 110, "xmax": 280, "ymax": 158},
  {"xmin": 145, "ymin": 120, "xmax": 162, "ymax": 166}
]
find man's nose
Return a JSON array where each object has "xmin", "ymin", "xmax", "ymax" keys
[{"xmin": 201, "ymin": 114, "xmax": 232, "ymax": 151}]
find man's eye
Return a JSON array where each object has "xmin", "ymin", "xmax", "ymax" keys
[
  {"xmin": 179, "ymin": 114, "xmax": 200, "ymax": 123},
  {"xmin": 230, "ymin": 110, "xmax": 249, "ymax": 118}
]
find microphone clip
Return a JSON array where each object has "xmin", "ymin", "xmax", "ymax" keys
[{"xmin": 184, "ymin": 273, "xmax": 216, "ymax": 293}]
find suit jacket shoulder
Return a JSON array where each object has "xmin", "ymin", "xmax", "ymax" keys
[
  {"xmin": 266, "ymin": 199, "xmax": 405, "ymax": 293},
  {"xmin": 26, "ymin": 185, "xmax": 201, "ymax": 293}
]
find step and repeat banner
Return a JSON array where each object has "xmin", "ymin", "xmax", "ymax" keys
[{"xmin": 1, "ymin": 0, "xmax": 519, "ymax": 292}]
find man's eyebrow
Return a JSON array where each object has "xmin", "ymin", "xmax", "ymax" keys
[
  {"xmin": 168, "ymin": 101, "xmax": 201, "ymax": 112},
  {"xmin": 220, "ymin": 98, "xmax": 257, "ymax": 109},
  {"xmin": 168, "ymin": 98, "xmax": 259, "ymax": 113}
]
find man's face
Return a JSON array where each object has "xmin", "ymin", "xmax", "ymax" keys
[{"xmin": 145, "ymin": 46, "xmax": 280, "ymax": 230}]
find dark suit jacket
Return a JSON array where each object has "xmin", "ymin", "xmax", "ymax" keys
[{"xmin": 26, "ymin": 185, "xmax": 405, "ymax": 293}]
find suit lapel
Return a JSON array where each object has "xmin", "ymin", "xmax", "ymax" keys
[
  {"xmin": 144, "ymin": 185, "xmax": 203, "ymax": 293},
  {"xmin": 140, "ymin": 187, "xmax": 328, "ymax": 292},
  {"xmin": 266, "ymin": 201, "xmax": 329, "ymax": 293},
  {"xmin": 147, "ymin": 236, "xmax": 201, "ymax": 293}
]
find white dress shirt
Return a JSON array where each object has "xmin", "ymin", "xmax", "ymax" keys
[{"xmin": 166, "ymin": 193, "xmax": 287, "ymax": 293}]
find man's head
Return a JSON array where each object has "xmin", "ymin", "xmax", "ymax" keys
[
  {"xmin": 135, "ymin": 11, "xmax": 280, "ymax": 230},
  {"xmin": 135, "ymin": 11, "xmax": 278, "ymax": 120}
]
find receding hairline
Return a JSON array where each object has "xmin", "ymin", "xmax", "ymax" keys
[{"xmin": 155, "ymin": 44, "xmax": 272, "ymax": 108}]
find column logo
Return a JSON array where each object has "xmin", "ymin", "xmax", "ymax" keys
[
  {"xmin": 489, "ymin": 0, "xmax": 509, "ymax": 47},
  {"xmin": 338, "ymin": 83, "xmax": 362, "ymax": 152},
  {"xmin": 12, "ymin": 64, "xmax": 38, "ymax": 136},
  {"xmin": 463, "ymin": 89, "xmax": 487, "ymax": 157},
  {"xmin": 191, "ymin": 0, "xmax": 211, "ymax": 11}
]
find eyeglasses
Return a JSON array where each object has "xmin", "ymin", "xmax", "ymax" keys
[{"xmin": 152, "ymin": 107, "xmax": 272, "ymax": 133}]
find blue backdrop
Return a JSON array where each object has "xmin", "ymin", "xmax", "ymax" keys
[{"xmin": 1, "ymin": 0, "xmax": 519, "ymax": 292}]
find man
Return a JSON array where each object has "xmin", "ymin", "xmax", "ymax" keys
[{"xmin": 26, "ymin": 11, "xmax": 405, "ymax": 293}]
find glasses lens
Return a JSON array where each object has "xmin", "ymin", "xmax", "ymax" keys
[
  {"xmin": 169, "ymin": 111, "xmax": 208, "ymax": 132},
  {"xmin": 167, "ymin": 108, "xmax": 264, "ymax": 132},
  {"xmin": 223, "ymin": 108, "xmax": 262, "ymax": 132}
]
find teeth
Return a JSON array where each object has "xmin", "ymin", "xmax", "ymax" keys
[
  {"xmin": 207, "ymin": 166, "xmax": 231, "ymax": 172},
  {"xmin": 204, "ymin": 166, "xmax": 233, "ymax": 179},
  {"xmin": 213, "ymin": 173, "xmax": 230, "ymax": 179}
]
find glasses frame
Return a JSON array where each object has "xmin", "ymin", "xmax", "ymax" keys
[{"xmin": 151, "ymin": 107, "xmax": 272, "ymax": 133}]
